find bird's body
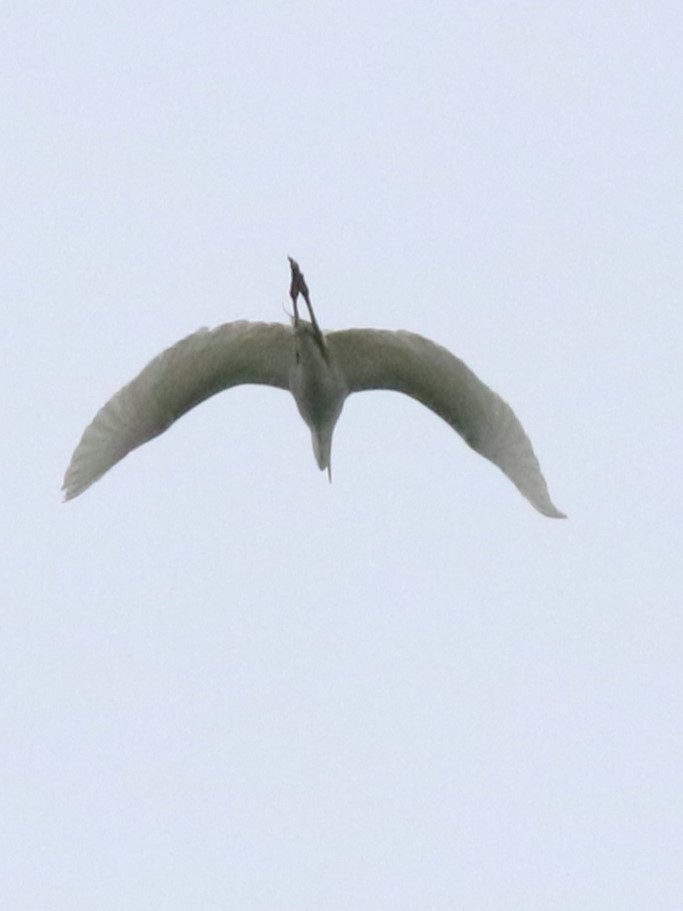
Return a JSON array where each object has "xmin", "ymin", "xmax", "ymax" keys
[
  {"xmin": 289, "ymin": 321, "xmax": 345, "ymax": 473},
  {"xmin": 63, "ymin": 261, "xmax": 565, "ymax": 517}
]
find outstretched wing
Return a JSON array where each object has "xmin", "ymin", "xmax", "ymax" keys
[
  {"xmin": 328, "ymin": 328, "xmax": 564, "ymax": 518},
  {"xmin": 63, "ymin": 321, "xmax": 293, "ymax": 500}
]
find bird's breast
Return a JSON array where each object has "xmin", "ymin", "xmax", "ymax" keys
[{"xmin": 289, "ymin": 332, "xmax": 347, "ymax": 432}]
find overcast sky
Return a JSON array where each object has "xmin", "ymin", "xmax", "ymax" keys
[{"xmin": 2, "ymin": 2, "xmax": 682, "ymax": 908}]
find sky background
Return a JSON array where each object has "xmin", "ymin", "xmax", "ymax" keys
[{"xmin": 2, "ymin": 2, "xmax": 682, "ymax": 908}]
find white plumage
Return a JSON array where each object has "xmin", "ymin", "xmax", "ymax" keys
[{"xmin": 63, "ymin": 261, "xmax": 565, "ymax": 517}]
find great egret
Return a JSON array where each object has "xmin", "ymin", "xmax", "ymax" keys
[{"xmin": 63, "ymin": 258, "xmax": 565, "ymax": 517}]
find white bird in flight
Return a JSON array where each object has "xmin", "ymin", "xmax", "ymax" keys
[{"xmin": 63, "ymin": 258, "xmax": 565, "ymax": 517}]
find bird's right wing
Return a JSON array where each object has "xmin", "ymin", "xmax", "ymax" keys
[
  {"xmin": 63, "ymin": 321, "xmax": 293, "ymax": 500},
  {"xmin": 328, "ymin": 328, "xmax": 564, "ymax": 517}
]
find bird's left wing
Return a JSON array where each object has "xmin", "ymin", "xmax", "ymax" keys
[{"xmin": 63, "ymin": 321, "xmax": 293, "ymax": 500}]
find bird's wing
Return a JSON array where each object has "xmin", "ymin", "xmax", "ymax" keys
[
  {"xmin": 328, "ymin": 328, "xmax": 564, "ymax": 518},
  {"xmin": 63, "ymin": 321, "xmax": 293, "ymax": 500}
]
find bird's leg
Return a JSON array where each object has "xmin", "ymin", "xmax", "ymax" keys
[
  {"xmin": 288, "ymin": 256, "xmax": 326, "ymax": 354},
  {"xmin": 288, "ymin": 256, "xmax": 304, "ymax": 326}
]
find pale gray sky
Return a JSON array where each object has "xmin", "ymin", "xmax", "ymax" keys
[{"xmin": 2, "ymin": 2, "xmax": 682, "ymax": 908}]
